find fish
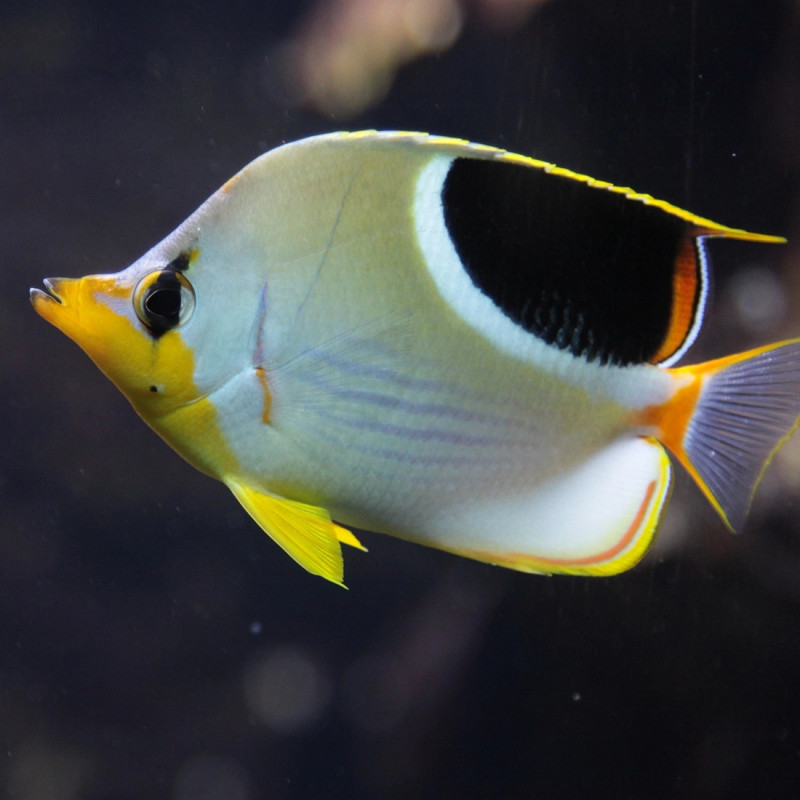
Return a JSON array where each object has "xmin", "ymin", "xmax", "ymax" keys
[{"xmin": 31, "ymin": 130, "xmax": 800, "ymax": 587}]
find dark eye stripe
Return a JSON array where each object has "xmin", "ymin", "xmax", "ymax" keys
[{"xmin": 166, "ymin": 251, "xmax": 192, "ymax": 273}]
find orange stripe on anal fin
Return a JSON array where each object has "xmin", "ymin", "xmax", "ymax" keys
[
  {"xmin": 514, "ymin": 478, "xmax": 658, "ymax": 571},
  {"xmin": 440, "ymin": 477, "xmax": 661, "ymax": 577},
  {"xmin": 651, "ymin": 235, "xmax": 702, "ymax": 364}
]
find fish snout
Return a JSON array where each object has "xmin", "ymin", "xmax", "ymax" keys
[
  {"xmin": 30, "ymin": 276, "xmax": 78, "ymax": 309},
  {"xmin": 30, "ymin": 276, "xmax": 86, "ymax": 333}
]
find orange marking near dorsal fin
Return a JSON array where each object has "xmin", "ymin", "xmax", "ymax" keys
[
  {"xmin": 651, "ymin": 224, "xmax": 785, "ymax": 366},
  {"xmin": 651, "ymin": 235, "xmax": 701, "ymax": 365}
]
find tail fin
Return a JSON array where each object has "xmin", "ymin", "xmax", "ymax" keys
[{"xmin": 666, "ymin": 339, "xmax": 800, "ymax": 531}]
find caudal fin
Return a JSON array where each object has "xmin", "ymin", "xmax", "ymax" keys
[{"xmin": 669, "ymin": 339, "xmax": 800, "ymax": 531}]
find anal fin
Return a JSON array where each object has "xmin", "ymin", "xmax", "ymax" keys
[
  {"xmin": 226, "ymin": 479, "xmax": 364, "ymax": 587},
  {"xmin": 438, "ymin": 437, "xmax": 672, "ymax": 576}
]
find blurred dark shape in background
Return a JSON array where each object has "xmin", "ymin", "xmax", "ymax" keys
[
  {"xmin": 271, "ymin": 0, "xmax": 552, "ymax": 116},
  {"xmin": 2, "ymin": 1, "xmax": 800, "ymax": 798}
]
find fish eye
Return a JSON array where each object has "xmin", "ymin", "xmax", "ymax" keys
[{"xmin": 133, "ymin": 269, "xmax": 196, "ymax": 335}]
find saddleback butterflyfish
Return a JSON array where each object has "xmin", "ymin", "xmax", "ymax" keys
[{"xmin": 31, "ymin": 131, "xmax": 800, "ymax": 587}]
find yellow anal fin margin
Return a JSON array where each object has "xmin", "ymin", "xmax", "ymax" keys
[
  {"xmin": 226, "ymin": 479, "xmax": 365, "ymax": 587},
  {"xmin": 422, "ymin": 437, "xmax": 671, "ymax": 578}
]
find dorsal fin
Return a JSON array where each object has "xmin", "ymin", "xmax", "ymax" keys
[{"xmin": 439, "ymin": 155, "xmax": 782, "ymax": 366}]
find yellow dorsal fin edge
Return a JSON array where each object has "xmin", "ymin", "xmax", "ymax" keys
[{"xmin": 335, "ymin": 131, "xmax": 784, "ymax": 242}]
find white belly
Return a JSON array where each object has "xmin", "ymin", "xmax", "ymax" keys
[{"xmin": 211, "ymin": 307, "xmax": 674, "ymax": 551}]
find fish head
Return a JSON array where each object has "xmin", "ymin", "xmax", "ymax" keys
[
  {"xmin": 31, "ymin": 251, "xmax": 206, "ymax": 419},
  {"xmin": 29, "ymin": 159, "xmax": 292, "ymax": 463},
  {"xmin": 30, "ymin": 194, "xmax": 273, "ymax": 479}
]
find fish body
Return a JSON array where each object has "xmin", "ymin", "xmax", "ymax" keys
[{"xmin": 32, "ymin": 131, "xmax": 800, "ymax": 585}]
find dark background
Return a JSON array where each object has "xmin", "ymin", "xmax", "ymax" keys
[{"xmin": 3, "ymin": 1, "xmax": 800, "ymax": 798}]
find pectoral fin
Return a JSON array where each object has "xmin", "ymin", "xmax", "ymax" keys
[{"xmin": 225, "ymin": 479, "xmax": 364, "ymax": 586}]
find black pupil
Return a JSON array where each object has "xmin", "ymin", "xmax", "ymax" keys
[{"xmin": 144, "ymin": 271, "xmax": 182, "ymax": 331}]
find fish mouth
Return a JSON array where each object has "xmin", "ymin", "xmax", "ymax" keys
[
  {"xmin": 30, "ymin": 276, "xmax": 83, "ymax": 332},
  {"xmin": 30, "ymin": 277, "xmax": 67, "ymax": 307}
]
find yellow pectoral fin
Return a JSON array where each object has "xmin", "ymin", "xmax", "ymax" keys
[{"xmin": 226, "ymin": 479, "xmax": 364, "ymax": 587}]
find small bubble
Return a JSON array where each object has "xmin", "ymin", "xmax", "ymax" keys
[
  {"xmin": 242, "ymin": 645, "xmax": 330, "ymax": 733},
  {"xmin": 249, "ymin": 621, "xmax": 262, "ymax": 635},
  {"xmin": 571, "ymin": 692, "xmax": 582, "ymax": 702},
  {"xmin": 729, "ymin": 266, "xmax": 786, "ymax": 333}
]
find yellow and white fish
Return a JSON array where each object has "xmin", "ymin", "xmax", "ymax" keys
[{"xmin": 31, "ymin": 131, "xmax": 800, "ymax": 586}]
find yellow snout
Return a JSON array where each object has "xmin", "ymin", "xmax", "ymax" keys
[{"xmin": 31, "ymin": 273, "xmax": 199, "ymax": 417}]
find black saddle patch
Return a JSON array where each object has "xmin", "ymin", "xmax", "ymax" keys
[{"xmin": 441, "ymin": 157, "xmax": 700, "ymax": 366}]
